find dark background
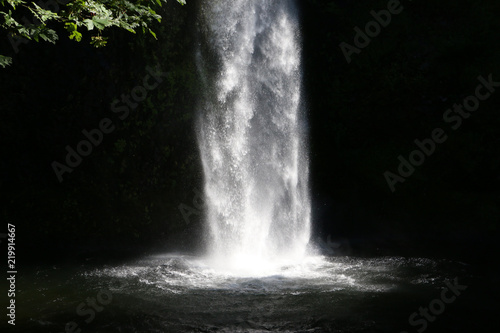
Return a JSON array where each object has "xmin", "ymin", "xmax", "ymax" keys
[{"xmin": 1, "ymin": 0, "xmax": 498, "ymax": 267}]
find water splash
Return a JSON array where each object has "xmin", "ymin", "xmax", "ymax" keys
[{"xmin": 197, "ymin": 0, "xmax": 310, "ymax": 273}]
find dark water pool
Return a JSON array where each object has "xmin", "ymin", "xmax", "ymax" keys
[{"xmin": 7, "ymin": 254, "xmax": 494, "ymax": 332}]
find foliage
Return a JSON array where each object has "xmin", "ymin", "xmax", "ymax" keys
[
  {"xmin": 0, "ymin": 0, "xmax": 199, "ymax": 253},
  {"xmin": 0, "ymin": 0, "xmax": 186, "ymax": 65}
]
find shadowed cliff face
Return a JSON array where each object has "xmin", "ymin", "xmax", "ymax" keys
[{"xmin": 301, "ymin": 0, "xmax": 499, "ymax": 261}]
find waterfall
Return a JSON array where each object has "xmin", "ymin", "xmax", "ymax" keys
[{"xmin": 197, "ymin": 0, "xmax": 310, "ymax": 272}]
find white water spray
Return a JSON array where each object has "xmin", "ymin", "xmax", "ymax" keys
[{"xmin": 197, "ymin": 0, "xmax": 310, "ymax": 273}]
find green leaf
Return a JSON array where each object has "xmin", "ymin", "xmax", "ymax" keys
[
  {"xmin": 83, "ymin": 19, "xmax": 94, "ymax": 31},
  {"xmin": 65, "ymin": 23, "xmax": 81, "ymax": 42},
  {"xmin": 0, "ymin": 55, "xmax": 13, "ymax": 68},
  {"xmin": 65, "ymin": 22, "xmax": 77, "ymax": 32},
  {"xmin": 29, "ymin": 3, "xmax": 59, "ymax": 23},
  {"xmin": 149, "ymin": 28, "xmax": 156, "ymax": 39},
  {"xmin": 5, "ymin": 0, "xmax": 24, "ymax": 10},
  {"xmin": 69, "ymin": 30, "xmax": 82, "ymax": 42},
  {"xmin": 1, "ymin": 10, "xmax": 22, "ymax": 29},
  {"xmin": 39, "ymin": 28, "xmax": 58, "ymax": 43},
  {"xmin": 92, "ymin": 18, "xmax": 112, "ymax": 30}
]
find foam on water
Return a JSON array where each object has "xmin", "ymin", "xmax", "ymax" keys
[{"xmin": 87, "ymin": 255, "xmax": 434, "ymax": 294}]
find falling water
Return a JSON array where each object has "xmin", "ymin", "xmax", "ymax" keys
[{"xmin": 197, "ymin": 0, "xmax": 311, "ymax": 272}]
